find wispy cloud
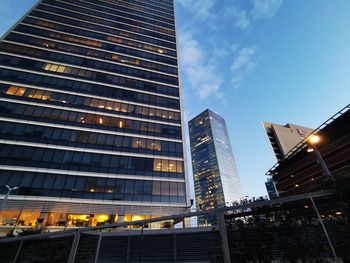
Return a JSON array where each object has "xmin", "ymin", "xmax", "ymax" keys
[
  {"xmin": 176, "ymin": 0, "xmax": 283, "ymax": 96},
  {"xmin": 230, "ymin": 46, "xmax": 257, "ymax": 88},
  {"xmin": 251, "ymin": 0, "xmax": 283, "ymax": 19},
  {"xmin": 231, "ymin": 47, "xmax": 257, "ymax": 72},
  {"xmin": 179, "ymin": 31, "xmax": 223, "ymax": 101},
  {"xmin": 224, "ymin": 5, "xmax": 250, "ymax": 30},
  {"xmin": 176, "ymin": 0, "xmax": 217, "ymax": 20}
]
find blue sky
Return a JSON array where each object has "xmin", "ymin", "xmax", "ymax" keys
[{"xmin": 0, "ymin": 0, "xmax": 349, "ymax": 198}]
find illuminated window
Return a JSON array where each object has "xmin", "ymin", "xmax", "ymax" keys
[
  {"xmin": 149, "ymin": 108, "xmax": 155, "ymax": 117},
  {"xmin": 43, "ymin": 63, "xmax": 65, "ymax": 73},
  {"xmin": 57, "ymin": 65, "xmax": 66, "ymax": 73},
  {"xmin": 90, "ymin": 98, "xmax": 99, "ymax": 108},
  {"xmin": 154, "ymin": 141, "xmax": 161, "ymax": 151},
  {"xmin": 15, "ymin": 87, "xmax": 26, "ymax": 96},
  {"xmin": 169, "ymin": 112, "xmax": 175, "ymax": 120},
  {"xmin": 162, "ymin": 159, "xmax": 169, "ymax": 172},
  {"xmin": 156, "ymin": 109, "xmax": 162, "ymax": 118},
  {"xmin": 113, "ymin": 102, "xmax": 121, "ymax": 111},
  {"xmin": 42, "ymin": 91, "xmax": 52, "ymax": 100},
  {"xmin": 5, "ymin": 86, "xmax": 19, "ymax": 95},
  {"xmin": 0, "ymin": 211, "xmax": 20, "ymax": 226},
  {"xmin": 67, "ymin": 214, "xmax": 90, "ymax": 227},
  {"xmin": 51, "ymin": 64, "xmax": 59, "ymax": 71},
  {"xmin": 121, "ymin": 104, "xmax": 128, "ymax": 112},
  {"xmin": 98, "ymin": 100, "xmax": 106, "ymax": 109},
  {"xmin": 176, "ymin": 161, "xmax": 183, "ymax": 173},
  {"xmin": 106, "ymin": 101, "xmax": 113, "ymax": 110},
  {"xmin": 153, "ymin": 159, "xmax": 162, "ymax": 171},
  {"xmin": 17, "ymin": 211, "xmax": 41, "ymax": 227},
  {"xmin": 32, "ymin": 90, "xmax": 45, "ymax": 99},
  {"xmin": 168, "ymin": 160, "xmax": 176, "ymax": 172},
  {"xmin": 112, "ymin": 54, "xmax": 119, "ymax": 61},
  {"xmin": 118, "ymin": 120, "xmax": 125, "ymax": 128},
  {"xmin": 162, "ymin": 111, "xmax": 169, "ymax": 119},
  {"xmin": 46, "ymin": 213, "xmax": 67, "ymax": 227},
  {"xmin": 90, "ymin": 214, "xmax": 110, "ymax": 227}
]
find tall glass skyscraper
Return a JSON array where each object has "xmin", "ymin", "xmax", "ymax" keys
[
  {"xmin": 0, "ymin": 0, "xmax": 189, "ymax": 231},
  {"xmin": 189, "ymin": 109, "xmax": 241, "ymax": 225}
]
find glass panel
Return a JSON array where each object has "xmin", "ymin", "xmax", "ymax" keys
[
  {"xmin": 152, "ymin": 181, "xmax": 161, "ymax": 195},
  {"xmin": 17, "ymin": 211, "xmax": 41, "ymax": 227},
  {"xmin": 67, "ymin": 214, "xmax": 90, "ymax": 227},
  {"xmin": 0, "ymin": 211, "xmax": 20, "ymax": 226}
]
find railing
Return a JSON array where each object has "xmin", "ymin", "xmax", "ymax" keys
[
  {"xmin": 2, "ymin": 190, "xmax": 346, "ymax": 263},
  {"xmin": 266, "ymin": 104, "xmax": 350, "ymax": 176}
]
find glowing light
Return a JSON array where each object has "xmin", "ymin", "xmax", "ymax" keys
[
  {"xmin": 308, "ymin": 134, "xmax": 320, "ymax": 145},
  {"xmin": 307, "ymin": 148, "xmax": 314, "ymax": 153}
]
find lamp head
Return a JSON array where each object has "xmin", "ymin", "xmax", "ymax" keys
[{"xmin": 308, "ymin": 134, "xmax": 320, "ymax": 145}]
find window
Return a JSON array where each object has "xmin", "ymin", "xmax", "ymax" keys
[
  {"xmin": 169, "ymin": 182, "xmax": 177, "ymax": 196},
  {"xmin": 161, "ymin": 181, "xmax": 170, "ymax": 196},
  {"xmin": 152, "ymin": 181, "xmax": 161, "ymax": 195},
  {"xmin": 178, "ymin": 183, "xmax": 185, "ymax": 196},
  {"xmin": 177, "ymin": 161, "xmax": 184, "ymax": 173},
  {"xmin": 153, "ymin": 159, "xmax": 162, "ymax": 172},
  {"xmin": 125, "ymin": 180, "xmax": 134, "ymax": 194},
  {"xmin": 5, "ymin": 86, "xmax": 18, "ymax": 95}
]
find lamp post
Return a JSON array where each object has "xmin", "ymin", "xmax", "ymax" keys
[
  {"xmin": 307, "ymin": 135, "xmax": 338, "ymax": 260},
  {"xmin": 307, "ymin": 135, "xmax": 335, "ymax": 182},
  {"xmin": 0, "ymin": 185, "xmax": 19, "ymax": 211}
]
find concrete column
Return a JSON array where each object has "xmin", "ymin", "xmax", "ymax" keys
[
  {"xmin": 67, "ymin": 231, "xmax": 81, "ymax": 263},
  {"xmin": 217, "ymin": 211, "xmax": 231, "ymax": 263}
]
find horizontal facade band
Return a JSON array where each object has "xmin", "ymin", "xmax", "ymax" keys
[
  {"xmin": 21, "ymin": 19, "xmax": 176, "ymax": 62},
  {"xmin": 48, "ymin": 0, "xmax": 175, "ymax": 33},
  {"xmin": 3, "ymin": 40, "xmax": 177, "ymax": 78},
  {"xmin": 0, "ymin": 117, "xmax": 183, "ymax": 142},
  {"xmin": 76, "ymin": 0, "xmax": 174, "ymax": 27},
  {"xmin": 0, "ymin": 195, "xmax": 186, "ymax": 215},
  {"xmin": 0, "ymin": 65, "xmax": 180, "ymax": 100},
  {"xmin": 0, "ymin": 165, "xmax": 185, "ymax": 182},
  {"xmin": 0, "ymin": 139, "xmax": 184, "ymax": 161},
  {"xmin": 0, "ymin": 97, "xmax": 181, "ymax": 127},
  {"xmin": 11, "ymin": 30, "xmax": 178, "ymax": 68},
  {"xmin": 34, "ymin": 7, "xmax": 176, "ymax": 46},
  {"xmin": 110, "ymin": 0, "xmax": 174, "ymax": 19},
  {"xmin": 0, "ymin": 80, "xmax": 181, "ymax": 113},
  {"xmin": 0, "ymin": 51, "xmax": 179, "ymax": 90}
]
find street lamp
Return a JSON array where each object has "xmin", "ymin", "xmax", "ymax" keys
[
  {"xmin": 0, "ymin": 185, "xmax": 19, "ymax": 211},
  {"xmin": 307, "ymin": 135, "xmax": 335, "ymax": 182}
]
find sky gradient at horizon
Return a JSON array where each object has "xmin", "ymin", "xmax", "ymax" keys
[{"xmin": 0, "ymin": 0, "xmax": 349, "ymax": 198}]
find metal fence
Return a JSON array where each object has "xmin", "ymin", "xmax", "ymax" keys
[{"xmin": 0, "ymin": 190, "xmax": 349, "ymax": 263}]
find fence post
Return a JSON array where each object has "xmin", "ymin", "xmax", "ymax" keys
[
  {"xmin": 67, "ymin": 231, "xmax": 81, "ymax": 263},
  {"xmin": 173, "ymin": 234, "xmax": 177, "ymax": 263},
  {"xmin": 217, "ymin": 211, "xmax": 231, "ymax": 263},
  {"xmin": 94, "ymin": 233, "xmax": 102, "ymax": 263},
  {"xmin": 13, "ymin": 240, "xmax": 23, "ymax": 263},
  {"xmin": 310, "ymin": 196, "xmax": 338, "ymax": 261}
]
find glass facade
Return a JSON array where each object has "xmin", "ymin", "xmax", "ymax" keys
[
  {"xmin": 0, "ymin": 0, "xmax": 187, "ymax": 227},
  {"xmin": 189, "ymin": 109, "xmax": 241, "ymax": 226}
]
